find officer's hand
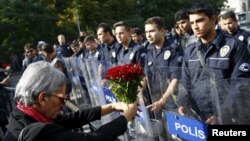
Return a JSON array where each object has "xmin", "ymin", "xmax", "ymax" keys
[
  {"xmin": 146, "ymin": 98, "xmax": 165, "ymax": 112},
  {"xmin": 205, "ymin": 115, "xmax": 218, "ymax": 125},
  {"xmin": 177, "ymin": 106, "xmax": 186, "ymax": 116}
]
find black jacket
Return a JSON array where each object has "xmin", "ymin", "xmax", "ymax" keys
[{"xmin": 4, "ymin": 106, "xmax": 128, "ymax": 141}]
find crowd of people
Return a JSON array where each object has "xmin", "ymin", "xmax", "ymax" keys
[{"xmin": 1, "ymin": 1, "xmax": 250, "ymax": 141}]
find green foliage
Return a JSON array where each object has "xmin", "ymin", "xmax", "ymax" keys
[{"xmin": 0, "ymin": 0, "xmax": 227, "ymax": 62}]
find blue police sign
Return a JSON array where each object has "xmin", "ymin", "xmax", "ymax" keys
[
  {"xmin": 103, "ymin": 87, "xmax": 118, "ymax": 104},
  {"xmin": 166, "ymin": 112, "xmax": 208, "ymax": 141}
]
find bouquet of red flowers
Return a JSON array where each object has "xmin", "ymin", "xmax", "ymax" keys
[{"xmin": 105, "ymin": 63, "xmax": 144, "ymax": 104}]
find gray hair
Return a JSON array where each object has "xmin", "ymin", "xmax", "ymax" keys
[{"xmin": 15, "ymin": 61, "xmax": 66, "ymax": 106}]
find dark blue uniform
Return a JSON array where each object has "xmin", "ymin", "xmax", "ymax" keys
[
  {"xmin": 85, "ymin": 45, "xmax": 102, "ymax": 60},
  {"xmin": 117, "ymin": 40, "xmax": 145, "ymax": 66},
  {"xmin": 177, "ymin": 30, "xmax": 250, "ymax": 121},
  {"xmin": 145, "ymin": 38, "xmax": 182, "ymax": 109},
  {"xmin": 100, "ymin": 39, "xmax": 122, "ymax": 65},
  {"xmin": 229, "ymin": 28, "xmax": 250, "ymax": 46},
  {"xmin": 56, "ymin": 44, "xmax": 74, "ymax": 58}
]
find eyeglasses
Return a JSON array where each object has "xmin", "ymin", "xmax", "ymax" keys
[
  {"xmin": 25, "ymin": 50, "xmax": 34, "ymax": 53},
  {"xmin": 51, "ymin": 95, "xmax": 68, "ymax": 105}
]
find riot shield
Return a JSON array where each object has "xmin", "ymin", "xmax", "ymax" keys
[
  {"xmin": 162, "ymin": 66, "xmax": 250, "ymax": 141},
  {"xmin": 216, "ymin": 77, "xmax": 250, "ymax": 124},
  {"xmin": 63, "ymin": 57, "xmax": 93, "ymax": 109}
]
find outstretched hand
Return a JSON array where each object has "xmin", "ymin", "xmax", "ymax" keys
[{"xmin": 146, "ymin": 98, "xmax": 165, "ymax": 112}]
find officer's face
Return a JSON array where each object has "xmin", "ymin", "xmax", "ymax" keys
[
  {"xmin": 145, "ymin": 23, "xmax": 164, "ymax": 44},
  {"xmin": 97, "ymin": 28, "xmax": 107, "ymax": 44},
  {"xmin": 71, "ymin": 45, "xmax": 81, "ymax": 54},
  {"xmin": 132, "ymin": 33, "xmax": 141, "ymax": 43},
  {"xmin": 176, "ymin": 19, "xmax": 191, "ymax": 34},
  {"xmin": 115, "ymin": 26, "xmax": 131, "ymax": 44},
  {"xmin": 220, "ymin": 18, "xmax": 238, "ymax": 34},
  {"xmin": 189, "ymin": 13, "xmax": 216, "ymax": 39},
  {"xmin": 85, "ymin": 41, "xmax": 97, "ymax": 51},
  {"xmin": 58, "ymin": 35, "xmax": 66, "ymax": 45}
]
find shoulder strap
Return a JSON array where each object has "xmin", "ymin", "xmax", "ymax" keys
[{"xmin": 196, "ymin": 46, "xmax": 207, "ymax": 68}]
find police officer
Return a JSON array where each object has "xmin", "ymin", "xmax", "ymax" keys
[
  {"xmin": 175, "ymin": 9, "xmax": 197, "ymax": 50},
  {"xmin": 143, "ymin": 16, "xmax": 183, "ymax": 141},
  {"xmin": 96, "ymin": 22, "xmax": 121, "ymax": 66},
  {"xmin": 131, "ymin": 27, "xmax": 149, "ymax": 49},
  {"xmin": 113, "ymin": 21, "xmax": 146, "ymax": 66},
  {"xmin": 144, "ymin": 16, "xmax": 182, "ymax": 113},
  {"xmin": 56, "ymin": 34, "xmax": 74, "ymax": 58},
  {"xmin": 220, "ymin": 11, "xmax": 250, "ymax": 48},
  {"xmin": 177, "ymin": 2, "xmax": 250, "ymax": 125},
  {"xmin": 84, "ymin": 35, "xmax": 102, "ymax": 60}
]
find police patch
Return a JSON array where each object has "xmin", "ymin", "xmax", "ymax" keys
[
  {"xmin": 140, "ymin": 53, "xmax": 146, "ymax": 58},
  {"xmin": 220, "ymin": 45, "xmax": 230, "ymax": 57},
  {"xmin": 112, "ymin": 51, "xmax": 116, "ymax": 58},
  {"xmin": 95, "ymin": 51, "xmax": 99, "ymax": 57},
  {"xmin": 148, "ymin": 61, "xmax": 153, "ymax": 66},
  {"xmin": 164, "ymin": 50, "xmax": 171, "ymax": 60},
  {"xmin": 129, "ymin": 52, "xmax": 134, "ymax": 60},
  {"xmin": 239, "ymin": 63, "xmax": 250, "ymax": 72},
  {"xmin": 238, "ymin": 35, "xmax": 244, "ymax": 41}
]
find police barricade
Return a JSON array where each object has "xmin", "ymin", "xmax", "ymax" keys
[
  {"xmin": 158, "ymin": 66, "xmax": 250, "ymax": 141},
  {"xmin": 82, "ymin": 59, "xmax": 157, "ymax": 141}
]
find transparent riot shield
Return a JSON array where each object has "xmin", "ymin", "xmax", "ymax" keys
[
  {"xmin": 216, "ymin": 78, "xmax": 250, "ymax": 125},
  {"xmin": 83, "ymin": 59, "xmax": 158, "ymax": 141},
  {"xmin": 159, "ymin": 66, "xmax": 250, "ymax": 141},
  {"xmin": 62, "ymin": 57, "xmax": 93, "ymax": 109},
  {"xmin": 145, "ymin": 66, "xmax": 181, "ymax": 141}
]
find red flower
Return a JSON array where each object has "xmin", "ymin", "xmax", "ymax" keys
[{"xmin": 106, "ymin": 64, "xmax": 144, "ymax": 104}]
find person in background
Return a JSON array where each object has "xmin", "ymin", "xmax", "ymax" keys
[
  {"xmin": 175, "ymin": 9, "xmax": 197, "ymax": 50},
  {"xmin": 22, "ymin": 43, "xmax": 44, "ymax": 71},
  {"xmin": 3, "ymin": 61, "xmax": 138, "ymax": 141},
  {"xmin": 70, "ymin": 40, "xmax": 86, "ymax": 61},
  {"xmin": 219, "ymin": 10, "xmax": 250, "ymax": 51},
  {"xmin": 56, "ymin": 34, "xmax": 74, "ymax": 58},
  {"xmin": 84, "ymin": 35, "xmax": 102, "ymax": 60},
  {"xmin": 131, "ymin": 27, "xmax": 148, "ymax": 48}
]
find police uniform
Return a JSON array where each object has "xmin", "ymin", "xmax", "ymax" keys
[
  {"xmin": 117, "ymin": 40, "xmax": 146, "ymax": 66},
  {"xmin": 100, "ymin": 39, "xmax": 122, "ymax": 65},
  {"xmin": 177, "ymin": 30, "xmax": 250, "ymax": 121},
  {"xmin": 229, "ymin": 28, "xmax": 250, "ymax": 46},
  {"xmin": 145, "ymin": 38, "xmax": 182, "ymax": 111},
  {"xmin": 56, "ymin": 44, "xmax": 74, "ymax": 58},
  {"xmin": 85, "ymin": 45, "xmax": 102, "ymax": 60},
  {"xmin": 73, "ymin": 48, "xmax": 86, "ymax": 61},
  {"xmin": 180, "ymin": 31, "xmax": 197, "ymax": 49}
]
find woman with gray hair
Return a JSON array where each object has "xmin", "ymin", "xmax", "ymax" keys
[{"xmin": 3, "ymin": 61, "xmax": 138, "ymax": 141}]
